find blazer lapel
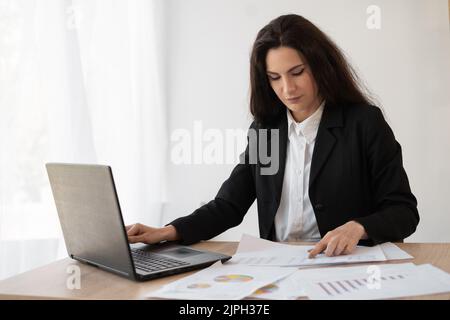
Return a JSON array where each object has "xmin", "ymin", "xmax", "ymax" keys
[
  {"xmin": 270, "ymin": 103, "xmax": 343, "ymax": 203},
  {"xmin": 273, "ymin": 115, "xmax": 288, "ymax": 205},
  {"xmin": 309, "ymin": 102, "xmax": 344, "ymax": 188}
]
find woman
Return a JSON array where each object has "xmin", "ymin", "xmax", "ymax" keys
[{"xmin": 127, "ymin": 14, "xmax": 419, "ymax": 257}]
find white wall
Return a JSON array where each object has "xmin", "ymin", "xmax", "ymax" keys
[{"xmin": 162, "ymin": 0, "xmax": 450, "ymax": 242}]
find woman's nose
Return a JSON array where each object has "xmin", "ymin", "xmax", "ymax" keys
[{"xmin": 282, "ymin": 77, "xmax": 296, "ymax": 96}]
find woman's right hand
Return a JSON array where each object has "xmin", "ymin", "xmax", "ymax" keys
[{"xmin": 126, "ymin": 223, "xmax": 179, "ymax": 244}]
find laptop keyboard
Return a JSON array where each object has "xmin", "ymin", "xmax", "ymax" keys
[{"xmin": 131, "ymin": 248, "xmax": 190, "ymax": 273}]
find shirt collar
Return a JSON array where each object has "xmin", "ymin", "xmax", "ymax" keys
[{"xmin": 287, "ymin": 100, "xmax": 325, "ymax": 143}]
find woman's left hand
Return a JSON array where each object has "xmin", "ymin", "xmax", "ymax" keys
[{"xmin": 308, "ymin": 221, "xmax": 368, "ymax": 258}]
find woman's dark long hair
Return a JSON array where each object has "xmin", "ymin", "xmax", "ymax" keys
[{"xmin": 250, "ymin": 14, "xmax": 375, "ymax": 125}]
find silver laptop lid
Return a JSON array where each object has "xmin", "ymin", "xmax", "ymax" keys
[{"xmin": 46, "ymin": 163, "xmax": 135, "ymax": 278}]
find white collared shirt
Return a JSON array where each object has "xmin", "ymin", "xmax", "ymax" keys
[{"xmin": 274, "ymin": 101, "xmax": 325, "ymax": 242}]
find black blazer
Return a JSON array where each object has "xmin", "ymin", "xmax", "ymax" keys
[{"xmin": 170, "ymin": 102, "xmax": 419, "ymax": 246}]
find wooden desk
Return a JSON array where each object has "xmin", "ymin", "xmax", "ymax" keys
[{"xmin": 0, "ymin": 241, "xmax": 449, "ymax": 300}]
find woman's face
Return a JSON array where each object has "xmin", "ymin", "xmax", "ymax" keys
[{"xmin": 265, "ymin": 46, "xmax": 322, "ymax": 121}]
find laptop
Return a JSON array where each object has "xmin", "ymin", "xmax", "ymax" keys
[{"xmin": 46, "ymin": 163, "xmax": 231, "ymax": 281}]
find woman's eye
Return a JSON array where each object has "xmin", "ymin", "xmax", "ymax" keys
[
  {"xmin": 267, "ymin": 69, "xmax": 303, "ymax": 81},
  {"xmin": 292, "ymin": 69, "xmax": 304, "ymax": 76}
]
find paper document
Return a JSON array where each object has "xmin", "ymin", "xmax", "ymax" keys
[
  {"xmin": 227, "ymin": 234, "xmax": 409, "ymax": 267},
  {"xmin": 295, "ymin": 262, "xmax": 450, "ymax": 300},
  {"xmin": 247, "ymin": 263, "xmax": 414, "ymax": 300},
  {"xmin": 148, "ymin": 261, "xmax": 297, "ymax": 300},
  {"xmin": 379, "ymin": 242, "xmax": 413, "ymax": 260},
  {"xmin": 247, "ymin": 270, "xmax": 308, "ymax": 300}
]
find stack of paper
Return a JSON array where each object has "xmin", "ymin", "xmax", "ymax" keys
[
  {"xmin": 247, "ymin": 262, "xmax": 450, "ymax": 300},
  {"xmin": 227, "ymin": 234, "xmax": 412, "ymax": 267},
  {"xmin": 146, "ymin": 234, "xmax": 450, "ymax": 300},
  {"xmin": 148, "ymin": 262, "xmax": 297, "ymax": 300},
  {"xmin": 293, "ymin": 262, "xmax": 450, "ymax": 300}
]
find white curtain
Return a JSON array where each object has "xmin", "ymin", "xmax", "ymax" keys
[{"xmin": 0, "ymin": 0, "xmax": 167, "ymax": 280}]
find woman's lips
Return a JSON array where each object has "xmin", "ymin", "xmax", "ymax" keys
[{"xmin": 286, "ymin": 96, "xmax": 302, "ymax": 103}]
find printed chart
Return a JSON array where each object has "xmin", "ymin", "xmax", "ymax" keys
[
  {"xmin": 214, "ymin": 274, "xmax": 254, "ymax": 283},
  {"xmin": 315, "ymin": 274, "xmax": 406, "ymax": 297}
]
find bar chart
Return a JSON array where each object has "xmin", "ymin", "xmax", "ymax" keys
[
  {"xmin": 315, "ymin": 274, "xmax": 406, "ymax": 297},
  {"xmin": 301, "ymin": 263, "xmax": 450, "ymax": 300}
]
